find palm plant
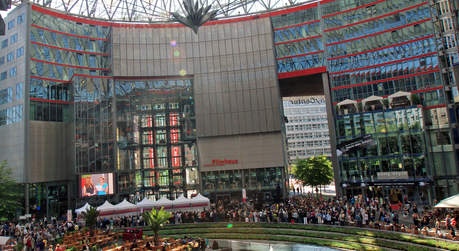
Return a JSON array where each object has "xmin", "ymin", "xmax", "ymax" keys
[
  {"xmin": 171, "ymin": 0, "xmax": 218, "ymax": 34},
  {"xmin": 81, "ymin": 206, "xmax": 99, "ymax": 234},
  {"xmin": 143, "ymin": 207, "xmax": 172, "ymax": 245}
]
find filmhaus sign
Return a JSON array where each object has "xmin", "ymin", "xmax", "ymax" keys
[{"xmin": 203, "ymin": 159, "xmax": 238, "ymax": 167}]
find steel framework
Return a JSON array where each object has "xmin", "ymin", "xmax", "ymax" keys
[{"xmin": 13, "ymin": 0, "xmax": 318, "ymax": 22}]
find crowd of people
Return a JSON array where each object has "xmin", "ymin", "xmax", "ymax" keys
[{"xmin": 0, "ymin": 194, "xmax": 457, "ymax": 250}]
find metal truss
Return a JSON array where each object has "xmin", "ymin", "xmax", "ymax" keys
[{"xmin": 18, "ymin": 0, "xmax": 318, "ymax": 22}]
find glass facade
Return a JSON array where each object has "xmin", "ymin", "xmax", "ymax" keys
[
  {"xmin": 29, "ymin": 9, "xmax": 110, "ymax": 122},
  {"xmin": 270, "ymin": 0, "xmax": 458, "ymax": 199},
  {"xmin": 115, "ymin": 79, "xmax": 197, "ymax": 199}
]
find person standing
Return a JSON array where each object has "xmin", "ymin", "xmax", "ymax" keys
[{"xmin": 96, "ymin": 176, "xmax": 109, "ymax": 196}]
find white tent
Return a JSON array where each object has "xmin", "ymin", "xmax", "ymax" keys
[
  {"xmin": 97, "ymin": 200, "xmax": 115, "ymax": 214},
  {"xmin": 172, "ymin": 195, "xmax": 191, "ymax": 210},
  {"xmin": 114, "ymin": 199, "xmax": 137, "ymax": 211},
  {"xmin": 435, "ymin": 193, "xmax": 459, "ymax": 208},
  {"xmin": 75, "ymin": 202, "xmax": 92, "ymax": 215},
  {"xmin": 155, "ymin": 197, "xmax": 173, "ymax": 209},
  {"xmin": 137, "ymin": 197, "xmax": 157, "ymax": 208},
  {"xmin": 113, "ymin": 199, "xmax": 138, "ymax": 216},
  {"xmin": 190, "ymin": 194, "xmax": 210, "ymax": 209}
]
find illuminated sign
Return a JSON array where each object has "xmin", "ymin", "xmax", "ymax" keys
[{"xmin": 203, "ymin": 159, "xmax": 238, "ymax": 167}]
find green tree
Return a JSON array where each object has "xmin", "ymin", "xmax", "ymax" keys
[
  {"xmin": 81, "ymin": 206, "xmax": 99, "ymax": 233},
  {"xmin": 293, "ymin": 156, "xmax": 333, "ymax": 196},
  {"xmin": 0, "ymin": 161, "xmax": 23, "ymax": 220},
  {"xmin": 144, "ymin": 207, "xmax": 172, "ymax": 245}
]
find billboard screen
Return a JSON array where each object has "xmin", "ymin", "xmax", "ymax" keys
[{"xmin": 80, "ymin": 173, "xmax": 114, "ymax": 197}]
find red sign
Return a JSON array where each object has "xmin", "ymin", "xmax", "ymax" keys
[{"xmin": 203, "ymin": 159, "xmax": 238, "ymax": 167}]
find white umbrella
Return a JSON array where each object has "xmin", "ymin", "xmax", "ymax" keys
[{"xmin": 435, "ymin": 193, "xmax": 459, "ymax": 208}]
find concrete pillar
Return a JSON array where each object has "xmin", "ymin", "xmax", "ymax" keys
[{"xmin": 321, "ymin": 72, "xmax": 342, "ymax": 196}]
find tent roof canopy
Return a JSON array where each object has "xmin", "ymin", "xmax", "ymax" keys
[{"xmin": 435, "ymin": 193, "xmax": 459, "ymax": 208}]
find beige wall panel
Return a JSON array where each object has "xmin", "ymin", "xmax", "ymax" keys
[
  {"xmin": 198, "ymin": 132, "xmax": 284, "ymax": 172},
  {"xmin": 112, "ymin": 17, "xmax": 280, "ymax": 137},
  {"xmin": 27, "ymin": 121, "xmax": 73, "ymax": 183}
]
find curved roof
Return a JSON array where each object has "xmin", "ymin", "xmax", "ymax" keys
[{"xmin": 13, "ymin": 0, "xmax": 319, "ymax": 22}]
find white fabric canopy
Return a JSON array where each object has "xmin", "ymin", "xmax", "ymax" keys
[
  {"xmin": 114, "ymin": 199, "xmax": 137, "ymax": 211},
  {"xmin": 172, "ymin": 195, "xmax": 191, "ymax": 209},
  {"xmin": 75, "ymin": 202, "xmax": 92, "ymax": 214},
  {"xmin": 190, "ymin": 194, "xmax": 210, "ymax": 208},
  {"xmin": 156, "ymin": 197, "xmax": 173, "ymax": 209},
  {"xmin": 435, "ymin": 193, "xmax": 459, "ymax": 208},
  {"xmin": 137, "ymin": 197, "xmax": 157, "ymax": 208},
  {"xmin": 97, "ymin": 200, "xmax": 115, "ymax": 212},
  {"xmin": 337, "ymin": 99, "xmax": 357, "ymax": 107},
  {"xmin": 388, "ymin": 91, "xmax": 411, "ymax": 98}
]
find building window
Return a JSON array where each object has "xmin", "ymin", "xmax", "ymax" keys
[
  {"xmin": 0, "ymin": 56, "xmax": 4, "ymax": 65},
  {"xmin": 0, "ymin": 71, "xmax": 7, "ymax": 80},
  {"xmin": 17, "ymin": 14, "xmax": 24, "ymax": 24},
  {"xmin": 1, "ymin": 39, "xmax": 8, "ymax": 48},
  {"xmin": 7, "ymin": 20, "xmax": 14, "ymax": 30},
  {"xmin": 9, "ymin": 67, "xmax": 16, "ymax": 78},
  {"xmin": 16, "ymin": 82, "xmax": 23, "ymax": 100},
  {"xmin": 6, "ymin": 52, "xmax": 14, "ymax": 62},
  {"xmin": 10, "ymin": 33, "xmax": 17, "ymax": 44},
  {"xmin": 16, "ymin": 47, "xmax": 24, "ymax": 58},
  {"xmin": 0, "ymin": 88, "xmax": 12, "ymax": 105}
]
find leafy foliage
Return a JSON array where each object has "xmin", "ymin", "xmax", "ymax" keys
[
  {"xmin": 293, "ymin": 156, "xmax": 333, "ymax": 193},
  {"xmin": 0, "ymin": 161, "xmax": 23, "ymax": 220},
  {"xmin": 81, "ymin": 206, "xmax": 99, "ymax": 231},
  {"xmin": 171, "ymin": 0, "xmax": 218, "ymax": 34},
  {"xmin": 144, "ymin": 207, "xmax": 172, "ymax": 245}
]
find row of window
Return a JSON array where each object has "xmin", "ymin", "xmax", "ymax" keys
[
  {"xmin": 7, "ymin": 13, "xmax": 25, "ymax": 31},
  {"xmin": 275, "ymin": 37, "xmax": 322, "ymax": 59},
  {"xmin": 336, "ymin": 107, "xmax": 424, "ymax": 139},
  {"xmin": 277, "ymin": 52, "xmax": 323, "ymax": 73},
  {"xmin": 284, "ymin": 106, "xmax": 326, "ymax": 114},
  {"xmin": 0, "ymin": 105, "xmax": 23, "ymax": 127},
  {"xmin": 287, "ymin": 131, "xmax": 329, "ymax": 140},
  {"xmin": 327, "ymin": 21, "xmax": 434, "ymax": 59},
  {"xmin": 328, "ymin": 36, "xmax": 437, "ymax": 73},
  {"xmin": 288, "ymin": 140, "xmax": 330, "ymax": 148},
  {"xmin": 0, "ymin": 47, "xmax": 25, "ymax": 66},
  {"xmin": 286, "ymin": 115, "xmax": 327, "ymax": 123},
  {"xmin": 201, "ymin": 167, "xmax": 283, "ymax": 191},
  {"xmin": 325, "ymin": 5, "xmax": 431, "ymax": 44},
  {"xmin": 30, "ymin": 28, "xmax": 107, "ymax": 53},
  {"xmin": 332, "ymin": 72, "xmax": 442, "ymax": 103},
  {"xmin": 288, "ymin": 148, "xmax": 331, "ymax": 158},
  {"xmin": 31, "ymin": 11, "xmax": 110, "ymax": 39},
  {"xmin": 31, "ymin": 43, "xmax": 106, "ymax": 68},
  {"xmin": 323, "ymin": 0, "xmax": 426, "ymax": 30},
  {"xmin": 286, "ymin": 123, "xmax": 329, "ymax": 131},
  {"xmin": 0, "ymin": 83, "xmax": 22, "ymax": 105},
  {"xmin": 330, "ymin": 55, "xmax": 439, "ymax": 88},
  {"xmin": 0, "ymin": 67, "xmax": 18, "ymax": 81},
  {"xmin": 273, "ymin": 21, "xmax": 320, "ymax": 44}
]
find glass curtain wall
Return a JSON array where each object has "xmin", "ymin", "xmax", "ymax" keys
[{"xmin": 115, "ymin": 79, "xmax": 197, "ymax": 200}]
